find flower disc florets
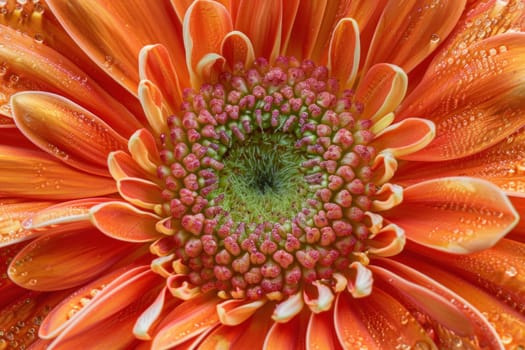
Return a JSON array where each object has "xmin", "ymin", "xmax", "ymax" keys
[{"xmin": 156, "ymin": 56, "xmax": 379, "ymax": 300}]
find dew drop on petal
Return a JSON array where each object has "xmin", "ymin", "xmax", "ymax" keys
[
  {"xmin": 430, "ymin": 33, "xmax": 440, "ymax": 44},
  {"xmin": 504, "ymin": 266, "xmax": 517, "ymax": 278}
]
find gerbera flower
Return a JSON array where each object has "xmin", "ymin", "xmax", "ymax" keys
[{"xmin": 1, "ymin": 0, "xmax": 524, "ymax": 348}]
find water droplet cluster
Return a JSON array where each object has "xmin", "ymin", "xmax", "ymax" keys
[{"xmin": 156, "ymin": 57, "xmax": 379, "ymax": 299}]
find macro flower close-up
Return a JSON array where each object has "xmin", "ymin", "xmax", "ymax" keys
[{"xmin": 0, "ymin": 0, "xmax": 525, "ymax": 349}]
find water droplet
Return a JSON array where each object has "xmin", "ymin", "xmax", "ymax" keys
[
  {"xmin": 430, "ymin": 33, "xmax": 440, "ymax": 44},
  {"xmin": 28, "ymin": 278, "xmax": 37, "ymax": 286},
  {"xmin": 34, "ymin": 33, "xmax": 44, "ymax": 44},
  {"xmin": 504, "ymin": 266, "xmax": 517, "ymax": 278},
  {"xmin": 501, "ymin": 334, "xmax": 513, "ymax": 345},
  {"xmin": 103, "ymin": 55, "xmax": 113, "ymax": 69}
]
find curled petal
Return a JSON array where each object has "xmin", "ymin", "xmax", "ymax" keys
[
  {"xmin": 128, "ymin": 128, "xmax": 161, "ymax": 175},
  {"xmin": 332, "ymin": 272, "xmax": 348, "ymax": 293},
  {"xmin": 303, "ymin": 280, "xmax": 334, "ymax": 314},
  {"xmin": 107, "ymin": 150, "xmax": 154, "ymax": 182},
  {"xmin": 372, "ymin": 151, "xmax": 398, "ymax": 185},
  {"xmin": 370, "ymin": 111, "xmax": 395, "ymax": 135},
  {"xmin": 364, "ymin": 211, "xmax": 384, "ymax": 235},
  {"xmin": 384, "ymin": 177, "xmax": 519, "ymax": 254},
  {"xmin": 183, "ymin": 0, "xmax": 232, "ymax": 85},
  {"xmin": 117, "ymin": 177, "xmax": 163, "ymax": 211},
  {"xmin": 90, "ymin": 201, "xmax": 162, "ymax": 242},
  {"xmin": 195, "ymin": 53, "xmax": 227, "ymax": 83},
  {"xmin": 354, "ymin": 63, "xmax": 407, "ymax": 122},
  {"xmin": 272, "ymin": 291, "xmax": 304, "ymax": 323},
  {"xmin": 167, "ymin": 274, "xmax": 201, "ymax": 301},
  {"xmin": 372, "ymin": 183, "xmax": 403, "ymax": 211},
  {"xmin": 367, "ymin": 223, "xmax": 406, "ymax": 257},
  {"xmin": 138, "ymin": 80, "xmax": 171, "ymax": 137},
  {"xmin": 328, "ymin": 18, "xmax": 360, "ymax": 89},
  {"xmin": 221, "ymin": 31, "xmax": 255, "ymax": 69},
  {"xmin": 217, "ymin": 298, "xmax": 266, "ymax": 326},
  {"xmin": 133, "ymin": 286, "xmax": 179, "ymax": 341},
  {"xmin": 346, "ymin": 262, "xmax": 373, "ymax": 298},
  {"xmin": 372, "ymin": 118, "xmax": 436, "ymax": 158},
  {"xmin": 150, "ymin": 254, "xmax": 175, "ymax": 278},
  {"xmin": 138, "ymin": 44, "xmax": 183, "ymax": 117}
]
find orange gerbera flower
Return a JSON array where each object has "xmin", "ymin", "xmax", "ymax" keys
[{"xmin": 1, "ymin": 0, "xmax": 525, "ymax": 349}]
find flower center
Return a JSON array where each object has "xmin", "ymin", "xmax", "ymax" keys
[{"xmin": 156, "ymin": 57, "xmax": 378, "ymax": 300}]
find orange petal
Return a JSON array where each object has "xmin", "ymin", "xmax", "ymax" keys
[
  {"xmin": 139, "ymin": 44, "xmax": 183, "ymax": 118},
  {"xmin": 336, "ymin": 287, "xmax": 436, "ymax": 349},
  {"xmin": 364, "ymin": 0, "xmax": 466, "ymax": 73},
  {"xmin": 8, "ymin": 227, "xmax": 136, "ymax": 291},
  {"xmin": 372, "ymin": 118, "xmax": 435, "ymax": 159},
  {"xmin": 0, "ymin": 126, "xmax": 38, "ymax": 149},
  {"xmin": 117, "ymin": 178, "xmax": 163, "ymax": 211},
  {"xmin": 328, "ymin": 18, "xmax": 360, "ymax": 89},
  {"xmin": 183, "ymin": 0, "xmax": 232, "ymax": 85},
  {"xmin": 151, "ymin": 291, "xmax": 221, "ymax": 349},
  {"xmin": 0, "ymin": 24, "xmax": 142, "ymax": 137},
  {"xmin": 90, "ymin": 201, "xmax": 162, "ymax": 243},
  {"xmin": 108, "ymin": 150, "xmax": 155, "ymax": 182},
  {"xmin": 200, "ymin": 303, "xmax": 274, "ymax": 350},
  {"xmin": 264, "ymin": 311, "xmax": 309, "ymax": 350},
  {"xmin": 430, "ymin": 238, "xmax": 525, "ymax": 312},
  {"xmin": 303, "ymin": 281, "xmax": 335, "ymax": 314},
  {"xmin": 46, "ymin": 267, "xmax": 162, "ymax": 349},
  {"xmin": 396, "ymin": 251, "xmax": 525, "ymax": 348},
  {"xmin": 0, "ymin": 289, "xmax": 72, "ymax": 350},
  {"xmin": 234, "ymin": 0, "xmax": 282, "ymax": 61},
  {"xmin": 24, "ymin": 198, "xmax": 111, "ymax": 230},
  {"xmin": 46, "ymin": 0, "xmax": 187, "ymax": 94},
  {"xmin": 221, "ymin": 31, "xmax": 255, "ymax": 69},
  {"xmin": 384, "ymin": 177, "xmax": 519, "ymax": 254},
  {"xmin": 0, "ymin": 242, "xmax": 28, "ymax": 308},
  {"xmin": 398, "ymin": 33, "xmax": 525, "ymax": 160},
  {"xmin": 271, "ymin": 291, "xmax": 304, "ymax": 323},
  {"xmin": 134, "ymin": 286, "xmax": 181, "ymax": 341},
  {"xmin": 345, "ymin": 262, "xmax": 373, "ymax": 298},
  {"xmin": 428, "ymin": 0, "xmax": 525, "ymax": 79},
  {"xmin": 12, "ymin": 92, "xmax": 128, "ymax": 176},
  {"xmin": 279, "ymin": 0, "xmax": 300, "ymax": 54},
  {"xmin": 366, "ymin": 223, "xmax": 406, "ymax": 257},
  {"xmin": 138, "ymin": 80, "xmax": 170, "ymax": 137},
  {"xmin": 128, "ymin": 128, "xmax": 162, "ymax": 175},
  {"xmin": 0, "ymin": 145, "xmax": 116, "ymax": 200},
  {"xmin": 195, "ymin": 53, "xmax": 227, "ymax": 83},
  {"xmin": 0, "ymin": 200, "xmax": 54, "ymax": 247},
  {"xmin": 306, "ymin": 310, "xmax": 341, "ymax": 350},
  {"xmin": 354, "ymin": 63, "xmax": 407, "ymax": 122},
  {"xmin": 371, "ymin": 265, "xmax": 477, "ymax": 337},
  {"xmin": 217, "ymin": 298, "xmax": 266, "ymax": 326},
  {"xmin": 393, "ymin": 128, "xmax": 525, "ymax": 196},
  {"xmin": 284, "ymin": 0, "xmax": 327, "ymax": 60},
  {"xmin": 376, "ymin": 257, "xmax": 505, "ymax": 348},
  {"xmin": 39, "ymin": 265, "xmax": 143, "ymax": 339}
]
